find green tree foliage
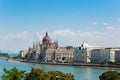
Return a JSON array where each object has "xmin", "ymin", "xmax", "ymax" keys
[
  {"xmin": 99, "ymin": 71, "xmax": 120, "ymax": 80},
  {"xmin": 48, "ymin": 71, "xmax": 74, "ymax": 80},
  {"xmin": 2, "ymin": 67, "xmax": 74, "ymax": 80},
  {"xmin": 0, "ymin": 53, "xmax": 9, "ymax": 57},
  {"xmin": 24, "ymin": 68, "xmax": 47, "ymax": 80},
  {"xmin": 2, "ymin": 67, "xmax": 25, "ymax": 80},
  {"xmin": 24, "ymin": 68, "xmax": 74, "ymax": 80},
  {"xmin": 24, "ymin": 54, "xmax": 28, "ymax": 59}
]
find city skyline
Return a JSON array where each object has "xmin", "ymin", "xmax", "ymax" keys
[{"xmin": 0, "ymin": 0, "xmax": 120, "ymax": 52}]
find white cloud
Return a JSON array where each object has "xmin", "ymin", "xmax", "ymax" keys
[
  {"xmin": 0, "ymin": 43, "xmax": 4, "ymax": 47},
  {"xmin": 35, "ymin": 32, "xmax": 43, "ymax": 40},
  {"xmin": 0, "ymin": 31, "xmax": 32, "ymax": 52},
  {"xmin": 118, "ymin": 18, "xmax": 120, "ymax": 21},
  {"xmin": 92, "ymin": 22, "xmax": 98, "ymax": 25},
  {"xmin": 49, "ymin": 28, "xmax": 120, "ymax": 47},
  {"xmin": 106, "ymin": 26, "xmax": 114, "ymax": 30},
  {"xmin": 1, "ymin": 27, "xmax": 120, "ymax": 52},
  {"xmin": 52, "ymin": 29, "xmax": 76, "ymax": 38},
  {"xmin": 106, "ymin": 26, "xmax": 120, "ymax": 31},
  {"xmin": 50, "ymin": 29, "xmax": 103, "ymax": 46},
  {"xmin": 103, "ymin": 22, "xmax": 109, "ymax": 26},
  {"xmin": 6, "ymin": 31, "xmax": 30, "ymax": 39}
]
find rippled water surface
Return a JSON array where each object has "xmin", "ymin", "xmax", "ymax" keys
[{"xmin": 0, "ymin": 58, "xmax": 120, "ymax": 80}]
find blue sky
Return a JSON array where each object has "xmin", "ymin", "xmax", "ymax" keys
[{"xmin": 0, "ymin": 0, "xmax": 120, "ymax": 52}]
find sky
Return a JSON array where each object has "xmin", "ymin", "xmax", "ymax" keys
[{"xmin": 0, "ymin": 0, "xmax": 120, "ymax": 52}]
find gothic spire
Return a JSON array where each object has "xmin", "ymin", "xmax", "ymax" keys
[{"xmin": 33, "ymin": 41, "xmax": 36, "ymax": 49}]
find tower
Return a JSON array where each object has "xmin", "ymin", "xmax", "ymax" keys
[
  {"xmin": 42, "ymin": 31, "xmax": 51, "ymax": 49},
  {"xmin": 35, "ymin": 41, "xmax": 41, "ymax": 61}
]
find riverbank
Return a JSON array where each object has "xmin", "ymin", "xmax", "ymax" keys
[
  {"xmin": 0, "ymin": 56, "xmax": 21, "ymax": 62},
  {"xmin": 1, "ymin": 56, "xmax": 120, "ymax": 68},
  {"xmin": 19, "ymin": 60, "xmax": 120, "ymax": 69}
]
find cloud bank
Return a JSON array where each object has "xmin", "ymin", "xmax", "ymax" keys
[{"xmin": 0, "ymin": 26, "xmax": 120, "ymax": 52}]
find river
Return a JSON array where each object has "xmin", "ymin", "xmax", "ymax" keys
[{"xmin": 0, "ymin": 58, "xmax": 120, "ymax": 80}]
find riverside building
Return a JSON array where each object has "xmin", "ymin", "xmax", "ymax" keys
[
  {"xmin": 74, "ymin": 42, "xmax": 120, "ymax": 63},
  {"xmin": 74, "ymin": 42, "xmax": 105, "ymax": 63},
  {"xmin": 20, "ymin": 32, "xmax": 120, "ymax": 63},
  {"xmin": 27, "ymin": 32, "xmax": 74, "ymax": 62},
  {"xmin": 19, "ymin": 50, "xmax": 28, "ymax": 58},
  {"xmin": 91, "ymin": 48, "xmax": 120, "ymax": 63}
]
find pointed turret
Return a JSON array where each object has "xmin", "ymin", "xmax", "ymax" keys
[
  {"xmin": 54, "ymin": 40, "xmax": 58, "ymax": 45},
  {"xmin": 39, "ymin": 41, "xmax": 41, "ymax": 45},
  {"xmin": 36, "ymin": 41, "xmax": 39, "ymax": 49},
  {"xmin": 81, "ymin": 41, "xmax": 89, "ymax": 48},
  {"xmin": 33, "ymin": 41, "xmax": 36, "ymax": 49}
]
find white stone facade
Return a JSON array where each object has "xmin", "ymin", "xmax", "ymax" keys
[
  {"xmin": 74, "ymin": 42, "xmax": 91, "ymax": 63},
  {"xmin": 55, "ymin": 47, "xmax": 74, "ymax": 62},
  {"xmin": 91, "ymin": 48, "xmax": 120, "ymax": 63},
  {"xmin": 19, "ymin": 50, "xmax": 28, "ymax": 58}
]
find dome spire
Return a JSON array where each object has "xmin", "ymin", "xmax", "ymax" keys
[{"xmin": 46, "ymin": 31, "xmax": 48, "ymax": 36}]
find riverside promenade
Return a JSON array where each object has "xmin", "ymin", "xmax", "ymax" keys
[
  {"xmin": 20, "ymin": 59, "xmax": 120, "ymax": 68},
  {"xmin": 1, "ymin": 56, "xmax": 120, "ymax": 68}
]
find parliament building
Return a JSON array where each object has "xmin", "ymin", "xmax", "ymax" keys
[{"xmin": 27, "ymin": 32, "xmax": 74, "ymax": 62}]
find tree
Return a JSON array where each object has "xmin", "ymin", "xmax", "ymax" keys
[
  {"xmin": 99, "ymin": 71, "xmax": 120, "ymax": 80},
  {"xmin": 48, "ymin": 71, "xmax": 74, "ymax": 80},
  {"xmin": 24, "ymin": 53, "xmax": 29, "ymax": 59},
  {"xmin": 2, "ymin": 67, "xmax": 74, "ymax": 80},
  {"xmin": 24, "ymin": 68, "xmax": 49, "ymax": 80},
  {"xmin": 24, "ymin": 68, "xmax": 74, "ymax": 80},
  {"xmin": 2, "ymin": 67, "xmax": 25, "ymax": 80}
]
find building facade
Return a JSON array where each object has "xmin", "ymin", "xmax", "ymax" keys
[
  {"xmin": 55, "ymin": 47, "xmax": 74, "ymax": 62},
  {"xmin": 115, "ymin": 50, "xmax": 120, "ymax": 63},
  {"xmin": 19, "ymin": 50, "xmax": 28, "ymax": 58},
  {"xmin": 91, "ymin": 48, "xmax": 120, "ymax": 63},
  {"xmin": 20, "ymin": 32, "xmax": 120, "ymax": 63},
  {"xmin": 27, "ymin": 32, "xmax": 74, "ymax": 62},
  {"xmin": 74, "ymin": 42, "xmax": 105, "ymax": 63}
]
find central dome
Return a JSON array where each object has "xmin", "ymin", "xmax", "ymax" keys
[{"xmin": 42, "ymin": 32, "xmax": 51, "ymax": 45}]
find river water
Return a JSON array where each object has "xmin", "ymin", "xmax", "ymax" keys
[{"xmin": 0, "ymin": 58, "xmax": 120, "ymax": 80}]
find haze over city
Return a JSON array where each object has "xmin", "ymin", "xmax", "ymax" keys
[{"xmin": 0, "ymin": 0, "xmax": 120, "ymax": 52}]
